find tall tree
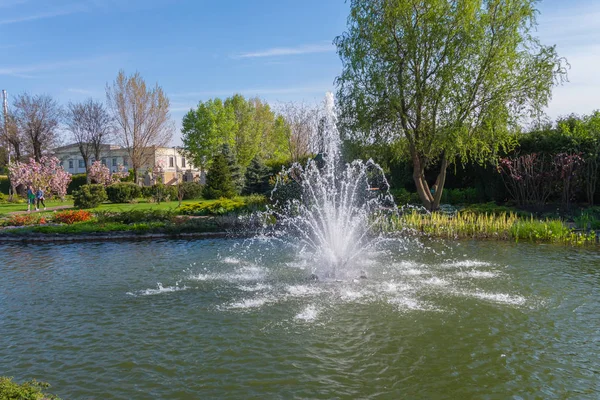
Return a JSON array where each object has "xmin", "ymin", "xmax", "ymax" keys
[
  {"xmin": 279, "ymin": 102, "xmax": 321, "ymax": 162},
  {"xmin": 12, "ymin": 93, "xmax": 62, "ymax": 161},
  {"xmin": 335, "ymin": 0, "xmax": 567, "ymax": 210},
  {"xmin": 203, "ymin": 152, "xmax": 235, "ymax": 199},
  {"xmin": 106, "ymin": 70, "xmax": 174, "ymax": 182},
  {"xmin": 64, "ymin": 99, "xmax": 114, "ymax": 183},
  {"xmin": 182, "ymin": 98, "xmax": 235, "ymax": 170},
  {"xmin": 182, "ymin": 94, "xmax": 290, "ymax": 170}
]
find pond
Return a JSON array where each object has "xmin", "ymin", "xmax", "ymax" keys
[{"xmin": 0, "ymin": 238, "xmax": 599, "ymax": 399}]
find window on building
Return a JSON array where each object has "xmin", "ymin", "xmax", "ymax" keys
[
  {"xmin": 182, "ymin": 157, "xmax": 186, "ymax": 168},
  {"xmin": 68, "ymin": 160, "xmax": 74, "ymax": 169},
  {"xmin": 169, "ymin": 157, "xmax": 174, "ymax": 167},
  {"xmin": 123, "ymin": 157, "xmax": 128, "ymax": 167},
  {"xmin": 79, "ymin": 159, "xmax": 85, "ymax": 168},
  {"xmin": 101, "ymin": 158, "xmax": 106, "ymax": 166},
  {"xmin": 112, "ymin": 158, "xmax": 117, "ymax": 166}
]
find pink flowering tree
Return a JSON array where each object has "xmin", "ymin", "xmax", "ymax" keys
[
  {"xmin": 150, "ymin": 160, "xmax": 165, "ymax": 185},
  {"xmin": 8, "ymin": 156, "xmax": 72, "ymax": 200},
  {"xmin": 88, "ymin": 160, "xmax": 130, "ymax": 186},
  {"xmin": 111, "ymin": 164, "xmax": 130, "ymax": 183},
  {"xmin": 88, "ymin": 161, "xmax": 112, "ymax": 186}
]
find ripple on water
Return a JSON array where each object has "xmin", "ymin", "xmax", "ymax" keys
[{"xmin": 126, "ymin": 283, "xmax": 188, "ymax": 297}]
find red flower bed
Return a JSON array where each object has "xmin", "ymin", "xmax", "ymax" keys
[
  {"xmin": 54, "ymin": 210, "xmax": 93, "ymax": 224},
  {"xmin": 7, "ymin": 214, "xmax": 40, "ymax": 226}
]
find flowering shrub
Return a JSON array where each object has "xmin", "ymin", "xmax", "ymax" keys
[
  {"xmin": 54, "ymin": 210, "xmax": 93, "ymax": 224},
  {"xmin": 89, "ymin": 161, "xmax": 130, "ymax": 186},
  {"xmin": 8, "ymin": 156, "xmax": 72, "ymax": 200},
  {"xmin": 6, "ymin": 214, "xmax": 41, "ymax": 226},
  {"xmin": 498, "ymin": 152, "xmax": 584, "ymax": 208}
]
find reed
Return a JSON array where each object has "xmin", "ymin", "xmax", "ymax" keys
[{"xmin": 384, "ymin": 211, "xmax": 597, "ymax": 245}]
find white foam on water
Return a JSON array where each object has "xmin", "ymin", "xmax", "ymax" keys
[
  {"xmin": 380, "ymin": 281, "xmax": 411, "ymax": 293},
  {"xmin": 295, "ymin": 304, "xmax": 319, "ymax": 322},
  {"xmin": 443, "ymin": 260, "xmax": 492, "ymax": 268},
  {"xmin": 237, "ymin": 283, "xmax": 272, "ymax": 292},
  {"xmin": 187, "ymin": 265, "xmax": 267, "ymax": 283},
  {"xmin": 387, "ymin": 296, "xmax": 428, "ymax": 311},
  {"xmin": 339, "ymin": 288, "xmax": 365, "ymax": 301},
  {"xmin": 423, "ymin": 277, "xmax": 449, "ymax": 286},
  {"xmin": 285, "ymin": 284, "xmax": 323, "ymax": 297},
  {"xmin": 457, "ymin": 270, "xmax": 499, "ymax": 279},
  {"xmin": 463, "ymin": 291, "xmax": 527, "ymax": 306},
  {"xmin": 127, "ymin": 282, "xmax": 188, "ymax": 296},
  {"xmin": 222, "ymin": 257, "xmax": 241, "ymax": 264},
  {"xmin": 226, "ymin": 296, "xmax": 271, "ymax": 309}
]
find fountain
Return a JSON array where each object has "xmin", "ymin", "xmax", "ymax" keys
[{"xmin": 269, "ymin": 92, "xmax": 394, "ymax": 280}]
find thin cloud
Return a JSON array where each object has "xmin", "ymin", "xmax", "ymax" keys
[
  {"xmin": 170, "ymin": 85, "xmax": 332, "ymax": 98},
  {"xmin": 0, "ymin": 54, "xmax": 122, "ymax": 77},
  {"xmin": 233, "ymin": 43, "xmax": 334, "ymax": 59},
  {"xmin": 0, "ymin": 4, "xmax": 87, "ymax": 25}
]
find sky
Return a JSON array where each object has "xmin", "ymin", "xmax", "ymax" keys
[{"xmin": 1, "ymin": 0, "xmax": 599, "ymax": 146}]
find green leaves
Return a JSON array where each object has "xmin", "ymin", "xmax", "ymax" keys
[{"xmin": 181, "ymin": 95, "xmax": 290, "ymax": 171}]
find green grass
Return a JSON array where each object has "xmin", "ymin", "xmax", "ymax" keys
[
  {"xmin": 389, "ymin": 210, "xmax": 597, "ymax": 245},
  {"xmin": 0, "ymin": 200, "xmax": 71, "ymax": 216},
  {"xmin": 89, "ymin": 199, "xmax": 199, "ymax": 212}
]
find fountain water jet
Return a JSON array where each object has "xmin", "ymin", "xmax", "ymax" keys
[{"xmin": 269, "ymin": 93, "xmax": 395, "ymax": 279}]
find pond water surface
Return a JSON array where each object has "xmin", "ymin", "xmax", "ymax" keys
[{"xmin": 0, "ymin": 238, "xmax": 599, "ymax": 399}]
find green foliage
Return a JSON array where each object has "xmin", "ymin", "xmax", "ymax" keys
[
  {"xmin": 391, "ymin": 188, "xmax": 421, "ymax": 205},
  {"xmin": 67, "ymin": 173, "xmax": 87, "ymax": 194},
  {"xmin": 203, "ymin": 153, "xmax": 235, "ymax": 199},
  {"xmin": 221, "ymin": 144, "xmax": 244, "ymax": 194},
  {"xmin": 335, "ymin": 0, "xmax": 567, "ymax": 210},
  {"xmin": 180, "ymin": 182, "xmax": 204, "ymax": 200},
  {"xmin": 0, "ymin": 175, "xmax": 9, "ymax": 195},
  {"xmin": 95, "ymin": 209, "xmax": 177, "ymax": 224},
  {"xmin": 243, "ymin": 155, "xmax": 271, "ymax": 195},
  {"xmin": 441, "ymin": 188, "xmax": 483, "ymax": 205},
  {"xmin": 73, "ymin": 184, "xmax": 107, "ymax": 209},
  {"xmin": 181, "ymin": 94, "xmax": 289, "ymax": 172},
  {"xmin": 180, "ymin": 198, "xmax": 246, "ymax": 216},
  {"xmin": 106, "ymin": 182, "xmax": 141, "ymax": 203},
  {"xmin": 0, "ymin": 376, "xmax": 60, "ymax": 400},
  {"xmin": 141, "ymin": 184, "xmax": 177, "ymax": 203}
]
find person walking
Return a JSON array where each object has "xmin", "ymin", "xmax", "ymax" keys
[
  {"xmin": 26, "ymin": 185, "xmax": 36, "ymax": 212},
  {"xmin": 36, "ymin": 187, "xmax": 46, "ymax": 210}
]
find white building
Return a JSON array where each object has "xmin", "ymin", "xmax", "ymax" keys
[{"xmin": 52, "ymin": 143, "xmax": 204, "ymax": 185}]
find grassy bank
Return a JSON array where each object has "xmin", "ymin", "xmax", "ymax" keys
[{"xmin": 386, "ymin": 210, "xmax": 597, "ymax": 245}]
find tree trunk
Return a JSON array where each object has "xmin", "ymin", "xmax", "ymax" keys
[
  {"xmin": 411, "ymin": 151, "xmax": 433, "ymax": 210},
  {"xmin": 411, "ymin": 151, "xmax": 449, "ymax": 211},
  {"xmin": 84, "ymin": 158, "xmax": 91, "ymax": 184}
]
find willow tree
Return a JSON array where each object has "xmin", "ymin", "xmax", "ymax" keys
[
  {"xmin": 335, "ymin": 0, "xmax": 567, "ymax": 210},
  {"xmin": 106, "ymin": 70, "xmax": 174, "ymax": 182}
]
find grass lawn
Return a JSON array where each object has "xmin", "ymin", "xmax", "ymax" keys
[
  {"xmin": 0, "ymin": 200, "xmax": 72, "ymax": 216},
  {"xmin": 90, "ymin": 199, "xmax": 200, "ymax": 212},
  {"xmin": 0, "ymin": 198, "xmax": 205, "ymax": 217}
]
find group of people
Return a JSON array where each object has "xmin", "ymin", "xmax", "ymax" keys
[{"xmin": 26, "ymin": 185, "xmax": 46, "ymax": 212}]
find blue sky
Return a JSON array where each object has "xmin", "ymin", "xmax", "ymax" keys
[{"xmin": 1, "ymin": 0, "xmax": 599, "ymax": 145}]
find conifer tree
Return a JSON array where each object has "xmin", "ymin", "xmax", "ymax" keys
[
  {"xmin": 243, "ymin": 155, "xmax": 271, "ymax": 195},
  {"xmin": 221, "ymin": 143, "xmax": 244, "ymax": 194},
  {"xmin": 203, "ymin": 153, "xmax": 235, "ymax": 199}
]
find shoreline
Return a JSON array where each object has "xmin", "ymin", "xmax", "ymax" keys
[{"xmin": 0, "ymin": 231, "xmax": 233, "ymax": 243}]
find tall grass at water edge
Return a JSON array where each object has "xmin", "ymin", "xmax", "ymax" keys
[{"xmin": 383, "ymin": 211, "xmax": 597, "ymax": 245}]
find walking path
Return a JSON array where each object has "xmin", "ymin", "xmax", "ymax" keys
[{"xmin": 5, "ymin": 205, "xmax": 72, "ymax": 216}]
